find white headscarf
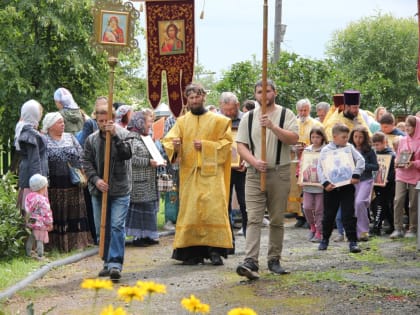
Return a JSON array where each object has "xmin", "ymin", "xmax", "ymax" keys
[
  {"xmin": 54, "ymin": 87, "xmax": 79, "ymax": 110},
  {"xmin": 14, "ymin": 100, "xmax": 42, "ymax": 150},
  {"xmin": 42, "ymin": 112, "xmax": 63, "ymax": 133}
]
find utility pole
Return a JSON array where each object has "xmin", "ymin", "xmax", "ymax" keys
[{"xmin": 273, "ymin": 0, "xmax": 286, "ymax": 63}]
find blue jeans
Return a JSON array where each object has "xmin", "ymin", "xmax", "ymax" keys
[
  {"xmin": 92, "ymin": 194, "xmax": 130, "ymax": 271},
  {"xmin": 335, "ymin": 207, "xmax": 344, "ymax": 235}
]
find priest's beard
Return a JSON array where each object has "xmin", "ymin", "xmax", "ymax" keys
[
  {"xmin": 343, "ymin": 110, "xmax": 356, "ymax": 120},
  {"xmin": 190, "ymin": 106, "xmax": 207, "ymax": 115}
]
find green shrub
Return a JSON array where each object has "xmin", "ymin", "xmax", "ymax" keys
[{"xmin": 0, "ymin": 172, "xmax": 27, "ymax": 260}]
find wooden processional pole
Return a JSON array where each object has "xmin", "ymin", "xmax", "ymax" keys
[
  {"xmin": 99, "ymin": 56, "xmax": 118, "ymax": 258},
  {"xmin": 92, "ymin": 0, "xmax": 140, "ymax": 258},
  {"xmin": 260, "ymin": 0, "xmax": 268, "ymax": 191}
]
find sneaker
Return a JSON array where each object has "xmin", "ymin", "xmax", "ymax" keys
[
  {"xmin": 237, "ymin": 228, "xmax": 244, "ymax": 236},
  {"xmin": 109, "ymin": 268, "xmax": 121, "ymax": 281},
  {"xmin": 404, "ymin": 230, "xmax": 416, "ymax": 238},
  {"xmin": 358, "ymin": 232, "xmax": 369, "ymax": 242},
  {"xmin": 307, "ymin": 231, "xmax": 315, "ymax": 241},
  {"xmin": 98, "ymin": 268, "xmax": 110, "ymax": 277},
  {"xmin": 349, "ymin": 241, "xmax": 361, "ymax": 253},
  {"xmin": 333, "ymin": 234, "xmax": 344, "ymax": 242},
  {"xmin": 163, "ymin": 221, "xmax": 175, "ymax": 231},
  {"xmin": 389, "ymin": 229, "xmax": 404, "ymax": 239},
  {"xmin": 262, "ymin": 217, "xmax": 270, "ymax": 227},
  {"xmin": 210, "ymin": 252, "xmax": 223, "ymax": 266},
  {"xmin": 294, "ymin": 217, "xmax": 306, "ymax": 228},
  {"xmin": 311, "ymin": 235, "xmax": 322, "ymax": 243},
  {"xmin": 268, "ymin": 259, "xmax": 289, "ymax": 275},
  {"xmin": 236, "ymin": 259, "xmax": 260, "ymax": 280},
  {"xmin": 318, "ymin": 239, "xmax": 329, "ymax": 250}
]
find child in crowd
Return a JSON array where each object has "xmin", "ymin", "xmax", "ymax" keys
[
  {"xmin": 379, "ymin": 113, "xmax": 405, "ymax": 150},
  {"xmin": 300, "ymin": 127, "xmax": 328, "ymax": 243},
  {"xmin": 317, "ymin": 123, "xmax": 365, "ymax": 253},
  {"xmin": 25, "ymin": 174, "xmax": 53, "ymax": 259},
  {"xmin": 390, "ymin": 115, "xmax": 420, "ymax": 239},
  {"xmin": 371, "ymin": 132, "xmax": 395, "ymax": 235},
  {"xmin": 349, "ymin": 126, "xmax": 378, "ymax": 241}
]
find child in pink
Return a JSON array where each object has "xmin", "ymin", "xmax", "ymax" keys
[
  {"xmin": 25, "ymin": 174, "xmax": 53, "ymax": 259},
  {"xmin": 301, "ymin": 126, "xmax": 328, "ymax": 243},
  {"xmin": 390, "ymin": 115, "xmax": 420, "ymax": 238}
]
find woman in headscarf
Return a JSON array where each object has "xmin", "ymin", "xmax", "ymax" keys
[
  {"xmin": 42, "ymin": 112, "xmax": 92, "ymax": 252},
  {"xmin": 115, "ymin": 105, "xmax": 133, "ymax": 129},
  {"xmin": 15, "ymin": 100, "xmax": 48, "ymax": 213},
  {"xmin": 126, "ymin": 110, "xmax": 161, "ymax": 246},
  {"xmin": 54, "ymin": 87, "xmax": 84, "ymax": 134}
]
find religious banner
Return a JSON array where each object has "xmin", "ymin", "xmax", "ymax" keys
[{"xmin": 146, "ymin": 0, "xmax": 195, "ymax": 117}]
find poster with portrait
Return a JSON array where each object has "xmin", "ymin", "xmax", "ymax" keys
[
  {"xmin": 100, "ymin": 11, "xmax": 129, "ymax": 45},
  {"xmin": 158, "ymin": 20, "xmax": 186, "ymax": 55},
  {"xmin": 298, "ymin": 151, "xmax": 322, "ymax": 187},
  {"xmin": 231, "ymin": 130, "xmax": 240, "ymax": 168},
  {"xmin": 373, "ymin": 154, "xmax": 392, "ymax": 187},
  {"xmin": 320, "ymin": 147, "xmax": 355, "ymax": 188}
]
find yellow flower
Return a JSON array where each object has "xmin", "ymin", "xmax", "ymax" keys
[
  {"xmin": 80, "ymin": 278, "xmax": 113, "ymax": 291},
  {"xmin": 117, "ymin": 286, "xmax": 145, "ymax": 303},
  {"xmin": 181, "ymin": 294, "xmax": 210, "ymax": 313},
  {"xmin": 228, "ymin": 307, "xmax": 258, "ymax": 315},
  {"xmin": 100, "ymin": 304, "xmax": 127, "ymax": 315},
  {"xmin": 136, "ymin": 280, "xmax": 167, "ymax": 295}
]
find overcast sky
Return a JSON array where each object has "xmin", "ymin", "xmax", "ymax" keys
[{"xmin": 136, "ymin": 0, "xmax": 417, "ymax": 76}]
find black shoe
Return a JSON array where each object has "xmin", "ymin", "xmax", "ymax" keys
[
  {"xmin": 109, "ymin": 268, "xmax": 121, "ymax": 280},
  {"xmin": 98, "ymin": 268, "xmax": 110, "ymax": 277},
  {"xmin": 236, "ymin": 259, "xmax": 259, "ymax": 280},
  {"xmin": 268, "ymin": 259, "xmax": 289, "ymax": 275},
  {"xmin": 144, "ymin": 237, "xmax": 159, "ymax": 245},
  {"xmin": 349, "ymin": 241, "xmax": 361, "ymax": 253},
  {"xmin": 318, "ymin": 239, "xmax": 329, "ymax": 250},
  {"xmin": 370, "ymin": 227, "xmax": 381, "ymax": 236},
  {"xmin": 294, "ymin": 217, "xmax": 306, "ymax": 228},
  {"xmin": 133, "ymin": 238, "xmax": 148, "ymax": 247},
  {"xmin": 210, "ymin": 252, "xmax": 223, "ymax": 266},
  {"xmin": 182, "ymin": 257, "xmax": 204, "ymax": 265}
]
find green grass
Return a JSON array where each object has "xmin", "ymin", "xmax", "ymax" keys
[{"xmin": 0, "ymin": 257, "xmax": 43, "ymax": 291}]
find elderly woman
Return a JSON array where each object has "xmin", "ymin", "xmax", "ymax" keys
[
  {"xmin": 42, "ymin": 112, "xmax": 92, "ymax": 252},
  {"xmin": 126, "ymin": 111, "xmax": 161, "ymax": 247},
  {"xmin": 54, "ymin": 87, "xmax": 84, "ymax": 134},
  {"xmin": 15, "ymin": 100, "xmax": 48, "ymax": 213},
  {"xmin": 115, "ymin": 105, "xmax": 133, "ymax": 129}
]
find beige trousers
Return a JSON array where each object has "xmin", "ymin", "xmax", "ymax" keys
[
  {"xmin": 394, "ymin": 181, "xmax": 418, "ymax": 232},
  {"xmin": 244, "ymin": 165, "xmax": 290, "ymax": 265}
]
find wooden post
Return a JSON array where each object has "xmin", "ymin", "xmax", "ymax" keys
[
  {"xmin": 99, "ymin": 56, "xmax": 118, "ymax": 258},
  {"xmin": 260, "ymin": 0, "xmax": 268, "ymax": 191}
]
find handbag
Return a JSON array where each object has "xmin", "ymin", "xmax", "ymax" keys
[
  {"xmin": 68, "ymin": 162, "xmax": 88, "ymax": 188},
  {"xmin": 157, "ymin": 173, "xmax": 173, "ymax": 193}
]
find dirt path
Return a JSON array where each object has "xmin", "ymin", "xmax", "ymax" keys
[{"xmin": 2, "ymin": 219, "xmax": 420, "ymax": 314}]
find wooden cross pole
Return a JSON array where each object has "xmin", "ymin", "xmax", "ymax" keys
[
  {"xmin": 99, "ymin": 56, "xmax": 118, "ymax": 258},
  {"xmin": 260, "ymin": 0, "xmax": 268, "ymax": 192}
]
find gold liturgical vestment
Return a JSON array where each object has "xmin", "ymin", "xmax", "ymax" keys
[
  {"xmin": 162, "ymin": 111, "xmax": 233, "ymax": 250},
  {"xmin": 323, "ymin": 110, "xmax": 371, "ymax": 141}
]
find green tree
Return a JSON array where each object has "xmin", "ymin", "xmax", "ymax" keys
[
  {"xmin": 0, "ymin": 0, "xmax": 146, "ymax": 146},
  {"xmin": 326, "ymin": 13, "xmax": 420, "ymax": 115}
]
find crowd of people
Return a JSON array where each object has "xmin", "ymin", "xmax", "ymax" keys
[{"xmin": 14, "ymin": 81, "xmax": 420, "ymax": 282}]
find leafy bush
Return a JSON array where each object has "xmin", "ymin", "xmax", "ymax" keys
[{"xmin": 0, "ymin": 172, "xmax": 27, "ymax": 259}]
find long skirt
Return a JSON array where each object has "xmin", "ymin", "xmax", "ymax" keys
[
  {"xmin": 126, "ymin": 200, "xmax": 159, "ymax": 240},
  {"xmin": 48, "ymin": 186, "xmax": 93, "ymax": 252}
]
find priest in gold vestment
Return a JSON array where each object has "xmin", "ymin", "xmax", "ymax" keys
[{"xmin": 162, "ymin": 83, "xmax": 233, "ymax": 265}]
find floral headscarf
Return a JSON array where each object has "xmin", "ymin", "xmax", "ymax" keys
[
  {"xmin": 127, "ymin": 111, "xmax": 147, "ymax": 135},
  {"xmin": 42, "ymin": 112, "xmax": 63, "ymax": 133},
  {"xmin": 115, "ymin": 105, "xmax": 132, "ymax": 124}
]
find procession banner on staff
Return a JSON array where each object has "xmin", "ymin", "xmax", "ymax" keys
[
  {"xmin": 418, "ymin": 0, "xmax": 420, "ymax": 84},
  {"xmin": 146, "ymin": 0, "xmax": 195, "ymax": 117}
]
